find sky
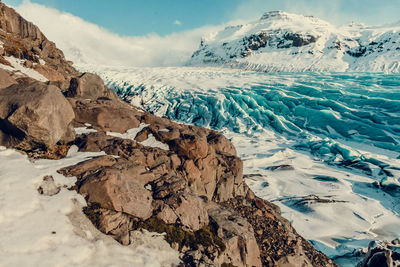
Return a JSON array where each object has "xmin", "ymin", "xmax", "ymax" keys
[
  {"xmin": 4, "ymin": 0, "xmax": 400, "ymax": 36},
  {"xmin": 2, "ymin": 0, "xmax": 400, "ymax": 67}
]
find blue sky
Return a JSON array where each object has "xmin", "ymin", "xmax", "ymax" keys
[{"xmin": 4, "ymin": 0, "xmax": 400, "ymax": 36}]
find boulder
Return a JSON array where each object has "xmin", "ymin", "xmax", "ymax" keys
[
  {"xmin": 66, "ymin": 73, "xmax": 117, "ymax": 100},
  {"xmin": 0, "ymin": 81, "xmax": 75, "ymax": 149},
  {"xmin": 79, "ymin": 166, "xmax": 154, "ymax": 220},
  {"xmin": 69, "ymin": 98, "xmax": 141, "ymax": 133}
]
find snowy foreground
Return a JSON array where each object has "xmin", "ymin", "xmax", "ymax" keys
[
  {"xmin": 0, "ymin": 146, "xmax": 179, "ymax": 267},
  {"xmin": 84, "ymin": 65, "xmax": 400, "ymax": 266}
]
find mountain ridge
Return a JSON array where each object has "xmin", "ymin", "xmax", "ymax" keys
[{"xmin": 188, "ymin": 11, "xmax": 400, "ymax": 73}]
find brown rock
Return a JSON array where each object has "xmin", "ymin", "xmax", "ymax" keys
[
  {"xmin": 0, "ymin": 82, "xmax": 75, "ymax": 149},
  {"xmin": 0, "ymin": 69, "xmax": 17, "ymax": 89},
  {"xmin": 0, "ymin": 2, "xmax": 80, "ymax": 82},
  {"xmin": 66, "ymin": 72, "xmax": 117, "ymax": 100},
  {"xmin": 97, "ymin": 209, "xmax": 132, "ymax": 245},
  {"xmin": 207, "ymin": 131, "xmax": 237, "ymax": 156},
  {"xmin": 70, "ymin": 98, "xmax": 141, "ymax": 133},
  {"xmin": 208, "ymin": 205, "xmax": 262, "ymax": 267},
  {"xmin": 276, "ymin": 254, "xmax": 313, "ymax": 267},
  {"xmin": 61, "ymin": 155, "xmax": 116, "ymax": 176},
  {"xmin": 156, "ymin": 204, "xmax": 178, "ymax": 224},
  {"xmin": 79, "ymin": 167, "xmax": 154, "ymax": 220},
  {"xmin": 171, "ymin": 133, "xmax": 208, "ymax": 160},
  {"xmin": 173, "ymin": 193, "xmax": 209, "ymax": 231}
]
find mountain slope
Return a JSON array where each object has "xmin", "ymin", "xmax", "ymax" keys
[
  {"xmin": 0, "ymin": 0, "xmax": 79, "ymax": 84},
  {"xmin": 188, "ymin": 11, "xmax": 400, "ymax": 73}
]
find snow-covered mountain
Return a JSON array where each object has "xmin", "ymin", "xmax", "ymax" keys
[{"xmin": 188, "ymin": 11, "xmax": 400, "ymax": 73}]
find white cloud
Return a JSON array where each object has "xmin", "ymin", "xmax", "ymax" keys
[
  {"xmin": 173, "ymin": 20, "xmax": 182, "ymax": 26},
  {"xmin": 231, "ymin": 0, "xmax": 400, "ymax": 26},
  {"xmin": 13, "ymin": 2, "xmax": 224, "ymax": 67}
]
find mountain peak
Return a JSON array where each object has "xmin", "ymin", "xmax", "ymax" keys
[{"xmin": 259, "ymin": 11, "xmax": 289, "ymax": 21}]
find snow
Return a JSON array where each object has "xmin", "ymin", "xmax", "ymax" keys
[
  {"xmin": 83, "ymin": 65, "xmax": 400, "ymax": 265},
  {"xmin": 0, "ymin": 146, "xmax": 179, "ymax": 267},
  {"xmin": 75, "ymin": 126, "xmax": 97, "ymax": 135},
  {"xmin": 140, "ymin": 134, "xmax": 169, "ymax": 150},
  {"xmin": 3, "ymin": 56, "xmax": 48, "ymax": 82},
  {"xmin": 107, "ymin": 123, "xmax": 169, "ymax": 150},
  {"xmin": 188, "ymin": 11, "xmax": 400, "ymax": 73}
]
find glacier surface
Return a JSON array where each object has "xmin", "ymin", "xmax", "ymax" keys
[{"xmin": 83, "ymin": 65, "xmax": 400, "ymax": 266}]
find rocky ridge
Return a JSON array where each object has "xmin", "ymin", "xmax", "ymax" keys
[{"xmin": 0, "ymin": 3, "xmax": 337, "ymax": 266}]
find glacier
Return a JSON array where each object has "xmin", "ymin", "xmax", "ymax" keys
[{"xmin": 82, "ymin": 65, "xmax": 400, "ymax": 266}]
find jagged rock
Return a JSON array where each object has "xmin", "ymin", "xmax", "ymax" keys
[
  {"xmin": 66, "ymin": 72, "xmax": 117, "ymax": 100},
  {"xmin": 357, "ymin": 241, "xmax": 400, "ymax": 267},
  {"xmin": 0, "ymin": 81, "xmax": 75, "ymax": 149},
  {"xmin": 0, "ymin": 69, "xmax": 17, "ymax": 89}
]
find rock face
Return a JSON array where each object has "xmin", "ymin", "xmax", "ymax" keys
[
  {"xmin": 0, "ymin": 1, "xmax": 79, "ymax": 82},
  {"xmin": 0, "ymin": 81, "xmax": 75, "ymax": 151}
]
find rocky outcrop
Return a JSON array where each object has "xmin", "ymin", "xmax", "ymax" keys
[
  {"xmin": 0, "ymin": 1, "xmax": 79, "ymax": 82},
  {"xmin": 56, "ymin": 94, "xmax": 335, "ymax": 266},
  {"xmin": 357, "ymin": 240, "xmax": 400, "ymax": 267},
  {"xmin": 0, "ymin": 81, "xmax": 75, "ymax": 155}
]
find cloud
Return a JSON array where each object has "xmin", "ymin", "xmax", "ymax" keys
[
  {"xmin": 13, "ymin": 1, "xmax": 224, "ymax": 67},
  {"xmin": 231, "ymin": 0, "xmax": 400, "ymax": 26},
  {"xmin": 173, "ymin": 20, "xmax": 182, "ymax": 26}
]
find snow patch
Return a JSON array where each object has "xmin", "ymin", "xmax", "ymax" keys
[
  {"xmin": 140, "ymin": 134, "xmax": 169, "ymax": 150},
  {"xmin": 74, "ymin": 127, "xmax": 97, "ymax": 135},
  {"xmin": 106, "ymin": 123, "xmax": 149, "ymax": 140},
  {"xmin": 107, "ymin": 123, "xmax": 169, "ymax": 150},
  {"xmin": 4, "ymin": 56, "xmax": 48, "ymax": 81}
]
